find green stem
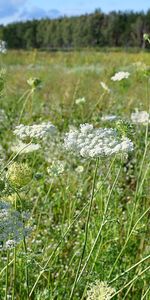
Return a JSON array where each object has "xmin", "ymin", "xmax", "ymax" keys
[
  {"xmin": 0, "ymin": 141, "xmax": 32, "ymax": 175},
  {"xmin": 0, "ymin": 259, "xmax": 14, "ymax": 277},
  {"xmin": 127, "ymin": 126, "xmax": 149, "ymax": 237},
  {"xmin": 77, "ymin": 165, "xmax": 121, "ymax": 283},
  {"xmin": 23, "ymin": 237, "xmax": 30, "ymax": 299},
  {"xmin": 17, "ymin": 89, "xmax": 31, "ymax": 104},
  {"xmin": 12, "ymin": 247, "xmax": 16, "ymax": 300},
  {"xmin": 12, "ymin": 194, "xmax": 17, "ymax": 300},
  {"xmin": 109, "ymin": 253, "xmax": 150, "ymax": 284},
  {"xmin": 18, "ymin": 90, "xmax": 33, "ymax": 124},
  {"xmin": 69, "ymin": 158, "xmax": 99, "ymax": 300},
  {"xmin": 29, "ymin": 201, "xmax": 89, "ymax": 297},
  {"xmin": 5, "ymin": 250, "xmax": 9, "ymax": 300},
  {"xmin": 110, "ymin": 266, "xmax": 150, "ymax": 299},
  {"xmin": 29, "ymin": 158, "xmax": 115, "ymax": 297},
  {"xmin": 108, "ymin": 206, "xmax": 150, "ymax": 278},
  {"xmin": 141, "ymin": 287, "xmax": 150, "ymax": 300}
]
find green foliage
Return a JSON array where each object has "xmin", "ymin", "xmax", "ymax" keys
[
  {"xmin": 0, "ymin": 50, "xmax": 149, "ymax": 299},
  {"xmin": 1, "ymin": 10, "xmax": 150, "ymax": 49}
]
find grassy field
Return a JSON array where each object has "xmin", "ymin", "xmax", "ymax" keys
[{"xmin": 0, "ymin": 50, "xmax": 150, "ymax": 300}]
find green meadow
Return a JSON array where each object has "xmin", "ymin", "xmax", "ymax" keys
[{"xmin": 0, "ymin": 50, "xmax": 149, "ymax": 299}]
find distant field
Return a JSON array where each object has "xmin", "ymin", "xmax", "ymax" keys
[
  {"xmin": 0, "ymin": 50, "xmax": 149, "ymax": 300},
  {"xmin": 2, "ymin": 50, "xmax": 150, "ymax": 116}
]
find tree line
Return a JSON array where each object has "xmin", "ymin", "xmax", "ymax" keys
[{"xmin": 1, "ymin": 9, "xmax": 150, "ymax": 50}]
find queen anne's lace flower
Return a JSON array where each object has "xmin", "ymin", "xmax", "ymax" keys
[
  {"xmin": 47, "ymin": 160, "xmax": 65, "ymax": 177},
  {"xmin": 64, "ymin": 123, "xmax": 133, "ymax": 158},
  {"xmin": 86, "ymin": 281, "xmax": 115, "ymax": 300},
  {"xmin": 13, "ymin": 122, "xmax": 56, "ymax": 141},
  {"xmin": 111, "ymin": 71, "xmax": 130, "ymax": 81},
  {"xmin": 131, "ymin": 111, "xmax": 150, "ymax": 125},
  {"xmin": 11, "ymin": 140, "xmax": 41, "ymax": 154},
  {"xmin": 75, "ymin": 165, "xmax": 84, "ymax": 173},
  {"xmin": 0, "ymin": 40, "xmax": 7, "ymax": 54},
  {"xmin": 75, "ymin": 97, "xmax": 86, "ymax": 105},
  {"xmin": 143, "ymin": 33, "xmax": 150, "ymax": 43},
  {"xmin": 5, "ymin": 240, "xmax": 17, "ymax": 249}
]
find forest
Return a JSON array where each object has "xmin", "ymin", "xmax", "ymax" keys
[{"xmin": 1, "ymin": 9, "xmax": 150, "ymax": 49}]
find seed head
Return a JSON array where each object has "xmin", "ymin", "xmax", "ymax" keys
[
  {"xmin": 86, "ymin": 280, "xmax": 115, "ymax": 300},
  {"xmin": 7, "ymin": 162, "xmax": 32, "ymax": 188}
]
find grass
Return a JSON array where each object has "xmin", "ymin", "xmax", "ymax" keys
[{"xmin": 0, "ymin": 50, "xmax": 149, "ymax": 299}]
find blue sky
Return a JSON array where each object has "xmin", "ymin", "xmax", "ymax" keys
[{"xmin": 0, "ymin": 0, "xmax": 150, "ymax": 24}]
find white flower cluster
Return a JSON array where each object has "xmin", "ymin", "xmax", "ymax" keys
[
  {"xmin": 87, "ymin": 280, "xmax": 115, "ymax": 300},
  {"xmin": 111, "ymin": 71, "xmax": 130, "ymax": 81},
  {"xmin": 131, "ymin": 111, "xmax": 150, "ymax": 125},
  {"xmin": 100, "ymin": 81, "xmax": 111, "ymax": 93},
  {"xmin": 75, "ymin": 97, "xmax": 86, "ymax": 105},
  {"xmin": 0, "ymin": 41, "xmax": 7, "ymax": 54},
  {"xmin": 101, "ymin": 114, "xmax": 118, "ymax": 121},
  {"xmin": 13, "ymin": 122, "xmax": 56, "ymax": 141},
  {"xmin": 64, "ymin": 123, "xmax": 133, "ymax": 158},
  {"xmin": 0, "ymin": 201, "xmax": 30, "ymax": 250},
  {"xmin": 11, "ymin": 140, "xmax": 41, "ymax": 154},
  {"xmin": 75, "ymin": 165, "xmax": 84, "ymax": 173},
  {"xmin": 47, "ymin": 160, "xmax": 65, "ymax": 177}
]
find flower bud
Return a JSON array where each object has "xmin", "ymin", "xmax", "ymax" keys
[
  {"xmin": 143, "ymin": 33, "xmax": 150, "ymax": 43},
  {"xmin": 27, "ymin": 77, "xmax": 41, "ymax": 90}
]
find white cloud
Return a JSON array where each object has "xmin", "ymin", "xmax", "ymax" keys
[
  {"xmin": 0, "ymin": 0, "xmax": 62, "ymax": 24},
  {"xmin": 20, "ymin": 7, "xmax": 61, "ymax": 20},
  {"xmin": 0, "ymin": 0, "xmax": 27, "ymax": 18}
]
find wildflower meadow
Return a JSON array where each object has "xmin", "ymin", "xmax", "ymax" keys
[{"xmin": 0, "ymin": 44, "xmax": 149, "ymax": 299}]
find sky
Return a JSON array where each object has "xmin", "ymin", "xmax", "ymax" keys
[{"xmin": 0, "ymin": 0, "xmax": 150, "ymax": 25}]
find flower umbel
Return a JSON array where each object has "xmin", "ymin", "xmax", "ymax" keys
[
  {"xmin": 75, "ymin": 97, "xmax": 86, "ymax": 105},
  {"xmin": 86, "ymin": 280, "xmax": 115, "ymax": 300},
  {"xmin": 13, "ymin": 122, "xmax": 56, "ymax": 141},
  {"xmin": 131, "ymin": 111, "xmax": 150, "ymax": 125},
  {"xmin": 11, "ymin": 140, "xmax": 41, "ymax": 154},
  {"xmin": 0, "ymin": 40, "xmax": 7, "ymax": 54},
  {"xmin": 64, "ymin": 123, "xmax": 133, "ymax": 158},
  {"xmin": 143, "ymin": 33, "xmax": 150, "ymax": 43},
  {"xmin": 7, "ymin": 162, "xmax": 32, "ymax": 188},
  {"xmin": 47, "ymin": 160, "xmax": 65, "ymax": 177},
  {"xmin": 111, "ymin": 71, "xmax": 130, "ymax": 81}
]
